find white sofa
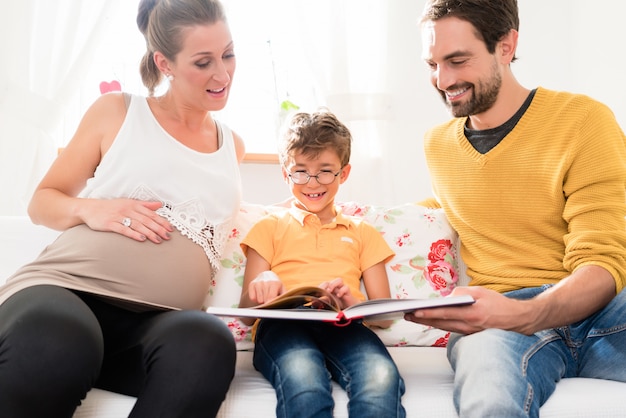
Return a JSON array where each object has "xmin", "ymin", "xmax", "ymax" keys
[{"xmin": 1, "ymin": 202, "xmax": 625, "ymax": 417}]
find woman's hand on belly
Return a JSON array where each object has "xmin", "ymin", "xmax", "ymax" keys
[{"xmin": 80, "ymin": 198, "xmax": 173, "ymax": 244}]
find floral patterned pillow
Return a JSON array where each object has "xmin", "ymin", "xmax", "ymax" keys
[
  {"xmin": 339, "ymin": 202, "xmax": 463, "ymax": 347},
  {"xmin": 204, "ymin": 203, "xmax": 281, "ymax": 351},
  {"xmin": 205, "ymin": 202, "xmax": 465, "ymax": 350}
]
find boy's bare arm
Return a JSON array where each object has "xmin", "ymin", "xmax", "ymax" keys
[{"xmin": 361, "ymin": 262, "xmax": 394, "ymax": 329}]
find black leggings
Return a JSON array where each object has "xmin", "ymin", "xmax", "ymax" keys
[{"xmin": 0, "ymin": 285, "xmax": 236, "ymax": 418}]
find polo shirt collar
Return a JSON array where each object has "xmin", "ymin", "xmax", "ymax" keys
[{"xmin": 288, "ymin": 203, "xmax": 351, "ymax": 227}]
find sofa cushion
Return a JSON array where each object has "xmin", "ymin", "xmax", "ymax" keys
[
  {"xmin": 0, "ymin": 216, "xmax": 62, "ymax": 281},
  {"xmin": 72, "ymin": 348, "xmax": 626, "ymax": 418},
  {"xmin": 206, "ymin": 202, "xmax": 465, "ymax": 349}
]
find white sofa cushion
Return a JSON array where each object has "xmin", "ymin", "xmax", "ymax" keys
[
  {"xmin": 73, "ymin": 348, "xmax": 626, "ymax": 418},
  {"xmin": 0, "ymin": 216, "xmax": 62, "ymax": 283}
]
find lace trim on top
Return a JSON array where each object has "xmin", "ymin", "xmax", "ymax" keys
[{"xmin": 130, "ymin": 185, "xmax": 230, "ymax": 276}]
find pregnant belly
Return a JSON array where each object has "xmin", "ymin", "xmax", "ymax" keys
[{"xmin": 15, "ymin": 224, "xmax": 213, "ymax": 310}]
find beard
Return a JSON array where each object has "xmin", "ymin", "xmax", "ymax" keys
[{"xmin": 439, "ymin": 62, "xmax": 502, "ymax": 118}]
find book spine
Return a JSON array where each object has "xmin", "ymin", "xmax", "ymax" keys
[{"xmin": 333, "ymin": 311, "xmax": 352, "ymax": 327}]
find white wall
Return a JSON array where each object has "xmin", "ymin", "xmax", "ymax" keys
[{"xmin": 242, "ymin": 0, "xmax": 626, "ymax": 206}]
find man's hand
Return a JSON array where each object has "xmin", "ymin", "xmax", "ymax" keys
[
  {"xmin": 404, "ymin": 286, "xmax": 538, "ymax": 335},
  {"xmin": 406, "ymin": 265, "xmax": 617, "ymax": 336}
]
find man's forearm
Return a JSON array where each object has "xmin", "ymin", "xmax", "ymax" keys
[{"xmin": 523, "ymin": 265, "xmax": 616, "ymax": 334}]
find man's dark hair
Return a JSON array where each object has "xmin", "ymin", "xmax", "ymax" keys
[{"xmin": 421, "ymin": 0, "xmax": 519, "ymax": 60}]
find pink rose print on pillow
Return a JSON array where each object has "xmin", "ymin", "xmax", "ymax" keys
[
  {"xmin": 424, "ymin": 260, "xmax": 457, "ymax": 296},
  {"xmin": 338, "ymin": 201, "xmax": 369, "ymax": 217},
  {"xmin": 395, "ymin": 231, "xmax": 412, "ymax": 247},
  {"xmin": 225, "ymin": 319, "xmax": 250, "ymax": 342},
  {"xmin": 428, "ymin": 239, "xmax": 453, "ymax": 263},
  {"xmin": 432, "ymin": 332, "xmax": 450, "ymax": 347},
  {"xmin": 424, "ymin": 239, "xmax": 458, "ymax": 296},
  {"xmin": 228, "ymin": 227, "xmax": 241, "ymax": 240}
]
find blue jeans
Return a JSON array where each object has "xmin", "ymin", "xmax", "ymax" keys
[
  {"xmin": 447, "ymin": 286, "xmax": 626, "ymax": 418},
  {"xmin": 253, "ymin": 318, "xmax": 406, "ymax": 418}
]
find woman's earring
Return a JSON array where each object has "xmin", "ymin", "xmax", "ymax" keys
[{"xmin": 166, "ymin": 74, "xmax": 174, "ymax": 81}]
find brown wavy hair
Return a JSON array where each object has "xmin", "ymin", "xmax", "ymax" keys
[
  {"xmin": 279, "ymin": 110, "xmax": 352, "ymax": 168},
  {"xmin": 136, "ymin": 0, "xmax": 227, "ymax": 95}
]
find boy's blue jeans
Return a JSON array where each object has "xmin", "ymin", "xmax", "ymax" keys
[
  {"xmin": 253, "ymin": 318, "xmax": 406, "ymax": 418},
  {"xmin": 448, "ymin": 286, "xmax": 626, "ymax": 418}
]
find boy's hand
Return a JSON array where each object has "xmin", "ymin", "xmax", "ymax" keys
[
  {"xmin": 248, "ymin": 271, "xmax": 285, "ymax": 304},
  {"xmin": 319, "ymin": 278, "xmax": 360, "ymax": 309}
]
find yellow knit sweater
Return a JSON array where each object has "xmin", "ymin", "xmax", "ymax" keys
[{"xmin": 423, "ymin": 87, "xmax": 626, "ymax": 293}]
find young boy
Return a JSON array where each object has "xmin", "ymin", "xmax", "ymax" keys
[{"xmin": 238, "ymin": 110, "xmax": 406, "ymax": 418}]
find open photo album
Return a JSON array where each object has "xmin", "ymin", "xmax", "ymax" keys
[{"xmin": 206, "ymin": 286, "xmax": 475, "ymax": 325}]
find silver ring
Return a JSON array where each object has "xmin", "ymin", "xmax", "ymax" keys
[{"xmin": 122, "ymin": 217, "xmax": 132, "ymax": 228}]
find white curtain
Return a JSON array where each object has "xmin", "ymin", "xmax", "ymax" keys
[
  {"xmin": 288, "ymin": 0, "xmax": 398, "ymax": 205},
  {"xmin": 0, "ymin": 0, "xmax": 120, "ymax": 215}
]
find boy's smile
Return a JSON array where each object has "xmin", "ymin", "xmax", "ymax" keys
[{"xmin": 283, "ymin": 148, "xmax": 351, "ymax": 224}]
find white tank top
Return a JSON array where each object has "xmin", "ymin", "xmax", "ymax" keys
[{"xmin": 80, "ymin": 94, "xmax": 242, "ymax": 272}]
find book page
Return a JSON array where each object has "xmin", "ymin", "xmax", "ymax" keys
[
  {"xmin": 342, "ymin": 294, "xmax": 475, "ymax": 320},
  {"xmin": 255, "ymin": 285, "xmax": 342, "ymax": 312}
]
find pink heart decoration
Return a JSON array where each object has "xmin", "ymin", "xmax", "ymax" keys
[{"xmin": 99, "ymin": 80, "xmax": 122, "ymax": 94}]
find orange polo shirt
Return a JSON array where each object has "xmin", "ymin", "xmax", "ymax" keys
[{"xmin": 241, "ymin": 206, "xmax": 394, "ymax": 301}]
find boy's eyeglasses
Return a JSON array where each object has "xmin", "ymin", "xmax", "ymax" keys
[{"xmin": 287, "ymin": 169, "xmax": 343, "ymax": 185}]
